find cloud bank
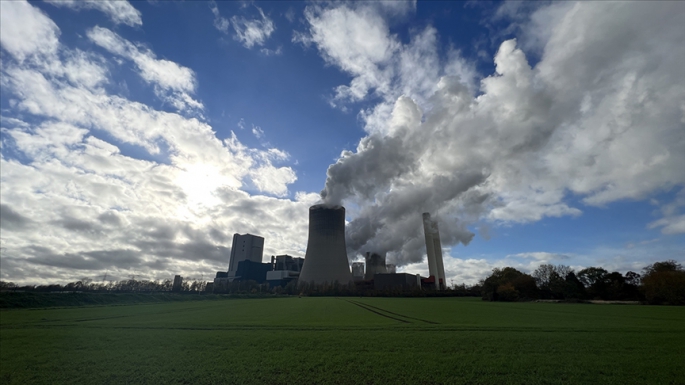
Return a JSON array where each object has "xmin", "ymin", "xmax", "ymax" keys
[
  {"xmin": 0, "ymin": 0, "xmax": 302, "ymax": 284},
  {"xmin": 297, "ymin": 2, "xmax": 685, "ymax": 265}
]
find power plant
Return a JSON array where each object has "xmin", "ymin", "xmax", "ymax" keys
[
  {"xmin": 364, "ymin": 252, "xmax": 387, "ymax": 280},
  {"xmin": 298, "ymin": 204, "xmax": 353, "ymax": 285},
  {"xmin": 423, "ymin": 212, "xmax": 447, "ymax": 290},
  {"xmin": 206, "ymin": 208, "xmax": 450, "ymax": 293},
  {"xmin": 351, "ymin": 262, "xmax": 365, "ymax": 281}
]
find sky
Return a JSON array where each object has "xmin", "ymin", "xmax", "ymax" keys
[{"xmin": 1, "ymin": 0, "xmax": 683, "ymax": 286}]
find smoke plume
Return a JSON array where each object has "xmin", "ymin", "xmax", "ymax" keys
[{"xmin": 311, "ymin": 2, "xmax": 685, "ymax": 266}]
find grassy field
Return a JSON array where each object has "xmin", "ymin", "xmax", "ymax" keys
[{"xmin": 1, "ymin": 297, "xmax": 684, "ymax": 384}]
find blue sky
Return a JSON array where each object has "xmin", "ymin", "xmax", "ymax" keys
[{"xmin": 1, "ymin": 1, "xmax": 683, "ymax": 285}]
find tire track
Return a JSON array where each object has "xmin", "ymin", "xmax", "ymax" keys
[
  {"xmin": 345, "ymin": 300, "xmax": 410, "ymax": 323},
  {"xmin": 356, "ymin": 302, "xmax": 439, "ymax": 324}
]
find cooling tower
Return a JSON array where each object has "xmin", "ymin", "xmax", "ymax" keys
[
  {"xmin": 299, "ymin": 205, "xmax": 353, "ymax": 285},
  {"xmin": 364, "ymin": 252, "xmax": 387, "ymax": 280}
]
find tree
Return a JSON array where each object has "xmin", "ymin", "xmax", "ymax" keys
[
  {"xmin": 624, "ymin": 271, "xmax": 641, "ymax": 286},
  {"xmin": 482, "ymin": 267, "xmax": 538, "ymax": 301},
  {"xmin": 0, "ymin": 281, "xmax": 18, "ymax": 291},
  {"xmin": 534, "ymin": 264, "xmax": 574, "ymax": 299},
  {"xmin": 604, "ymin": 272, "xmax": 626, "ymax": 300},
  {"xmin": 642, "ymin": 260, "xmax": 685, "ymax": 305},
  {"xmin": 562, "ymin": 272, "xmax": 586, "ymax": 299},
  {"xmin": 577, "ymin": 267, "xmax": 610, "ymax": 299},
  {"xmin": 643, "ymin": 260, "xmax": 683, "ymax": 276},
  {"xmin": 496, "ymin": 283, "xmax": 519, "ymax": 302},
  {"xmin": 576, "ymin": 267, "xmax": 609, "ymax": 288}
]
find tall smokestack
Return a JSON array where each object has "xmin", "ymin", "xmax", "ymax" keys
[
  {"xmin": 432, "ymin": 220, "xmax": 447, "ymax": 290},
  {"xmin": 299, "ymin": 205, "xmax": 353, "ymax": 285},
  {"xmin": 423, "ymin": 212, "xmax": 446, "ymax": 290}
]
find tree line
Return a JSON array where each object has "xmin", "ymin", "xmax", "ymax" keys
[
  {"xmin": 0, "ymin": 277, "xmax": 208, "ymax": 293},
  {"xmin": 2, "ymin": 260, "xmax": 682, "ymax": 304},
  {"xmin": 480, "ymin": 260, "xmax": 685, "ymax": 305}
]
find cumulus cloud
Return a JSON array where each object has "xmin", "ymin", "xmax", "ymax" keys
[
  {"xmin": 0, "ymin": 1, "xmax": 302, "ymax": 285},
  {"xmin": 300, "ymin": 2, "xmax": 685, "ymax": 266},
  {"xmin": 230, "ymin": 7, "xmax": 275, "ymax": 48},
  {"xmin": 45, "ymin": 0, "xmax": 142, "ymax": 27}
]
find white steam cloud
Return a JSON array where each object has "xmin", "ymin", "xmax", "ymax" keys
[{"xmin": 306, "ymin": 2, "xmax": 685, "ymax": 266}]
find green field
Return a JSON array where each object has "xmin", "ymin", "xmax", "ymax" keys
[{"xmin": 1, "ymin": 297, "xmax": 684, "ymax": 384}]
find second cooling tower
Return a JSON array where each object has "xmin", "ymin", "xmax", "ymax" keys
[{"xmin": 299, "ymin": 205, "xmax": 353, "ymax": 285}]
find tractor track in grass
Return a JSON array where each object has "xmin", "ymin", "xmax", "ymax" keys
[
  {"xmin": 354, "ymin": 301, "xmax": 439, "ymax": 324},
  {"xmin": 345, "ymin": 300, "xmax": 411, "ymax": 323}
]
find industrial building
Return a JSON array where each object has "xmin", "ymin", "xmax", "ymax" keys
[
  {"xmin": 351, "ymin": 262, "xmax": 365, "ymax": 281},
  {"xmin": 267, "ymin": 255, "xmax": 304, "ymax": 287},
  {"xmin": 234, "ymin": 260, "xmax": 272, "ymax": 283},
  {"xmin": 374, "ymin": 273, "xmax": 421, "ymax": 291},
  {"xmin": 423, "ymin": 213, "xmax": 447, "ymax": 290},
  {"xmin": 212, "ymin": 233, "xmax": 266, "ymax": 291},
  {"xmin": 172, "ymin": 275, "xmax": 183, "ymax": 292},
  {"xmin": 205, "ymin": 209, "xmax": 450, "ymax": 293},
  {"xmin": 213, "ymin": 234, "xmax": 306, "ymax": 290},
  {"xmin": 213, "ymin": 271, "xmax": 230, "ymax": 292},
  {"xmin": 298, "ymin": 205, "xmax": 353, "ymax": 285},
  {"xmin": 364, "ymin": 252, "xmax": 387, "ymax": 279},
  {"xmin": 228, "ymin": 233, "xmax": 264, "ymax": 281}
]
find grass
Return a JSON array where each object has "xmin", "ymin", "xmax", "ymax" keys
[
  {"xmin": 1, "ymin": 297, "xmax": 683, "ymax": 384},
  {"xmin": 0, "ymin": 292, "xmax": 272, "ymax": 309}
]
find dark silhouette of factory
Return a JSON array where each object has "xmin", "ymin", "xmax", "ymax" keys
[{"xmin": 209, "ymin": 205, "xmax": 447, "ymax": 292}]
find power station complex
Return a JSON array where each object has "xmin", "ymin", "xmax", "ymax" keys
[{"xmin": 210, "ymin": 205, "xmax": 448, "ymax": 292}]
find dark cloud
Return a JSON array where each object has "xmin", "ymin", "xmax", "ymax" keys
[
  {"xmin": 97, "ymin": 211, "xmax": 123, "ymax": 226},
  {"xmin": 53, "ymin": 216, "xmax": 104, "ymax": 235},
  {"xmin": 21, "ymin": 247, "xmax": 142, "ymax": 271},
  {"xmin": 0, "ymin": 203, "xmax": 33, "ymax": 230},
  {"xmin": 209, "ymin": 228, "xmax": 229, "ymax": 243}
]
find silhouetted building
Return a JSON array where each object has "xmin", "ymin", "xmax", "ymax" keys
[
  {"xmin": 205, "ymin": 282, "xmax": 214, "ymax": 292},
  {"xmin": 266, "ymin": 270, "xmax": 300, "ymax": 288},
  {"xmin": 352, "ymin": 262, "xmax": 365, "ymax": 281},
  {"xmin": 299, "ymin": 205, "xmax": 353, "ymax": 285},
  {"xmin": 172, "ymin": 275, "xmax": 183, "ymax": 292},
  {"xmin": 213, "ymin": 271, "xmax": 230, "ymax": 292},
  {"xmin": 267, "ymin": 255, "xmax": 305, "ymax": 287},
  {"xmin": 374, "ymin": 273, "xmax": 421, "ymax": 291},
  {"xmin": 228, "ymin": 233, "xmax": 264, "ymax": 280},
  {"xmin": 364, "ymin": 252, "xmax": 387, "ymax": 280},
  {"xmin": 234, "ymin": 260, "xmax": 271, "ymax": 284},
  {"xmin": 271, "ymin": 255, "xmax": 304, "ymax": 272}
]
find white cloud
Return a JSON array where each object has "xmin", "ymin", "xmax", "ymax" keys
[
  {"xmin": 251, "ymin": 125, "xmax": 264, "ymax": 139},
  {"xmin": 508, "ymin": 252, "xmax": 569, "ymax": 262},
  {"xmin": 302, "ymin": 2, "xmax": 685, "ymax": 266},
  {"xmin": 0, "ymin": 0, "xmax": 60, "ymax": 62},
  {"xmin": 649, "ymin": 215, "xmax": 685, "ymax": 235},
  {"xmin": 230, "ymin": 7, "xmax": 275, "ymax": 48},
  {"xmin": 209, "ymin": 1, "xmax": 230, "ymax": 34},
  {"xmin": 87, "ymin": 26, "xmax": 202, "ymax": 112},
  {"xmin": 295, "ymin": 3, "xmax": 477, "ymax": 122},
  {"xmin": 295, "ymin": 4, "xmax": 398, "ymax": 104},
  {"xmin": 0, "ymin": 1, "xmax": 302, "ymax": 285},
  {"xmin": 260, "ymin": 46, "xmax": 283, "ymax": 56},
  {"xmin": 45, "ymin": 0, "xmax": 142, "ymax": 27}
]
